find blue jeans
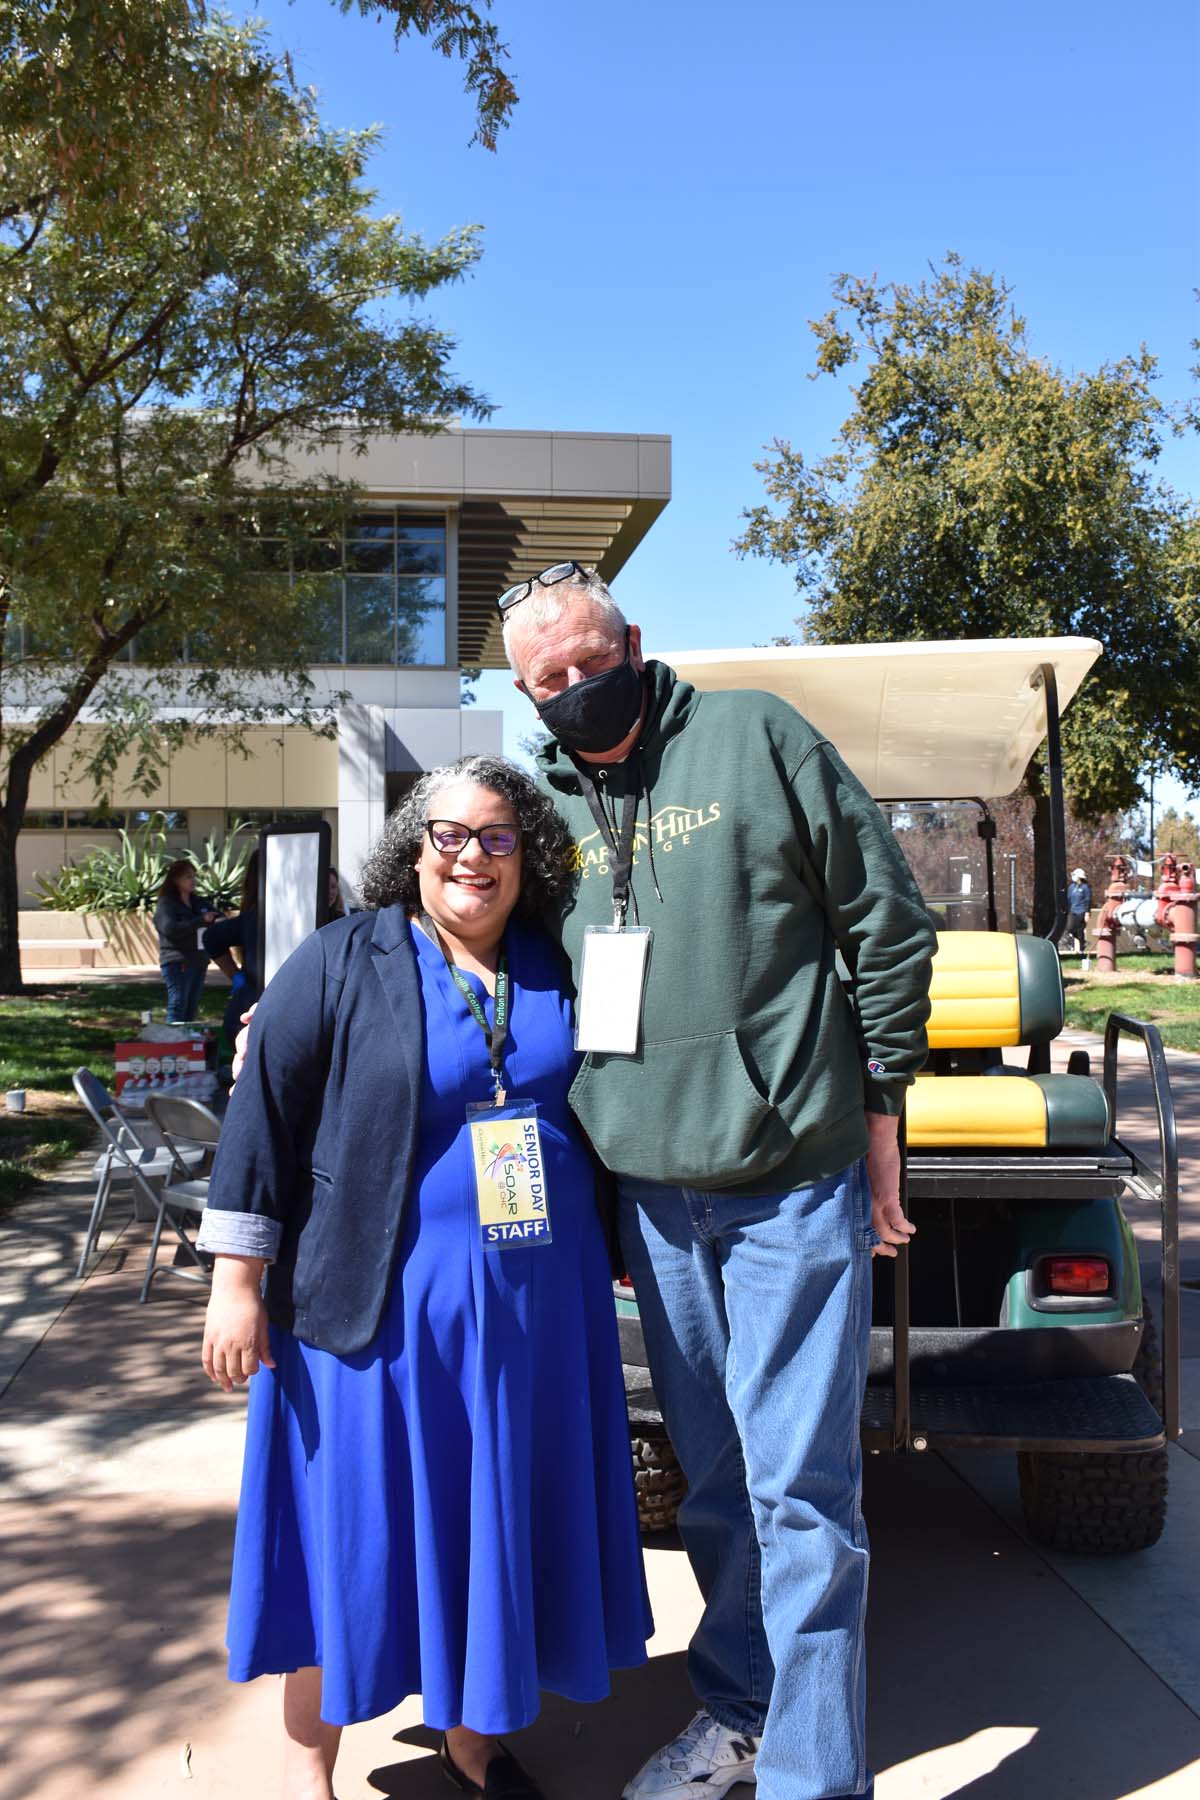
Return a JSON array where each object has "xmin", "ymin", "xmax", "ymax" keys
[
  {"xmin": 619, "ymin": 1162, "xmax": 876, "ymax": 1800},
  {"xmin": 161, "ymin": 961, "xmax": 205, "ymax": 1023}
]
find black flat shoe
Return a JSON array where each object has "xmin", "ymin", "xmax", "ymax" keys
[{"xmin": 438, "ymin": 1734, "xmax": 547, "ymax": 1799}]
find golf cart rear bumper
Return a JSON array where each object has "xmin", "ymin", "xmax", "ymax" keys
[{"xmin": 861, "ymin": 1371, "xmax": 1164, "ymax": 1453}]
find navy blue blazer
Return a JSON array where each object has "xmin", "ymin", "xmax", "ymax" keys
[{"xmin": 204, "ymin": 906, "xmax": 424, "ymax": 1354}]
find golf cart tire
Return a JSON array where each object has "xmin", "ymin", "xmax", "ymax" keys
[
  {"xmin": 1016, "ymin": 1310, "xmax": 1168, "ymax": 1554},
  {"xmin": 630, "ymin": 1428, "xmax": 686, "ymax": 1532}
]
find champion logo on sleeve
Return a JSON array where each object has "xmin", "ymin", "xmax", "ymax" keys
[{"xmin": 867, "ymin": 1059, "xmax": 886, "ymax": 1076}]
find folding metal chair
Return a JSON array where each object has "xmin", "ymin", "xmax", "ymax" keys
[
  {"xmin": 139, "ymin": 1092, "xmax": 222, "ymax": 1303},
  {"xmin": 71, "ymin": 1069, "xmax": 207, "ymax": 1297}
]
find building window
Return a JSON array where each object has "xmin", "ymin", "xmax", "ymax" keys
[
  {"xmin": 129, "ymin": 810, "xmax": 189, "ymax": 831},
  {"xmin": 261, "ymin": 510, "xmax": 447, "ymax": 668},
  {"xmin": 229, "ymin": 809, "xmax": 325, "ymax": 830},
  {"xmin": 22, "ymin": 809, "xmax": 191, "ymax": 832},
  {"xmin": 101, "ymin": 510, "xmax": 448, "ymax": 669}
]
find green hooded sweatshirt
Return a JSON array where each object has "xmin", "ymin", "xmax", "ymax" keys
[{"xmin": 538, "ymin": 660, "xmax": 936, "ymax": 1195}]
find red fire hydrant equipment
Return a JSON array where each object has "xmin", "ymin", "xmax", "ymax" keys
[
  {"xmin": 1171, "ymin": 860, "xmax": 1197, "ymax": 981},
  {"xmin": 1096, "ymin": 856, "xmax": 1129, "ymax": 974}
]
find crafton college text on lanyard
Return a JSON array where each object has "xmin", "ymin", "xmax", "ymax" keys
[
  {"xmin": 421, "ymin": 914, "xmax": 552, "ymax": 1251},
  {"xmin": 571, "ymin": 756, "xmax": 653, "ymax": 1056}
]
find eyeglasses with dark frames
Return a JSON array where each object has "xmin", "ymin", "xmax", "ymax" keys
[
  {"xmin": 497, "ymin": 560, "xmax": 589, "ymax": 615},
  {"xmin": 425, "ymin": 819, "xmax": 521, "ymax": 858}
]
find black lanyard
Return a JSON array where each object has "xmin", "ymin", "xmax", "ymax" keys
[
  {"xmin": 421, "ymin": 915, "xmax": 510, "ymax": 1102},
  {"xmin": 573, "ymin": 755, "xmax": 640, "ymax": 927}
]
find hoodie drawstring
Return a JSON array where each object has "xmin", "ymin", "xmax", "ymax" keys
[{"xmin": 641, "ymin": 762, "xmax": 664, "ymax": 906}]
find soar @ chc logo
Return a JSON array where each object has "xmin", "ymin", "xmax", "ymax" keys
[{"xmin": 570, "ymin": 800, "xmax": 722, "ymax": 879}]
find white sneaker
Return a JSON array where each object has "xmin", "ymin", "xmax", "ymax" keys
[{"xmin": 622, "ymin": 1710, "xmax": 761, "ymax": 1799}]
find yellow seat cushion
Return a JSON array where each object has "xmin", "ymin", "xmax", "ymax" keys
[
  {"xmin": 927, "ymin": 934, "xmax": 1021, "ymax": 1049},
  {"xmin": 908, "ymin": 1074, "xmax": 1046, "ymax": 1147},
  {"xmin": 926, "ymin": 932, "xmax": 1064, "ymax": 1050},
  {"xmin": 907, "ymin": 1072, "xmax": 1110, "ymax": 1150}
]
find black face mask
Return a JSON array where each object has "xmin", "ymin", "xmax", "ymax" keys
[{"xmin": 526, "ymin": 632, "xmax": 645, "ymax": 757}]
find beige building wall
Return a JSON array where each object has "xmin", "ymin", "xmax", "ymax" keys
[{"xmin": 16, "ymin": 725, "xmax": 340, "ymax": 908}]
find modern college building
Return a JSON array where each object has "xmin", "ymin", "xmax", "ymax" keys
[{"xmin": 16, "ymin": 426, "xmax": 671, "ymax": 917}]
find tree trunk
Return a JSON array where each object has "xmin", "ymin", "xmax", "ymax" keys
[
  {"xmin": 0, "ymin": 815, "xmax": 24, "ymax": 994},
  {"xmin": 1026, "ymin": 763, "xmax": 1056, "ymax": 939}
]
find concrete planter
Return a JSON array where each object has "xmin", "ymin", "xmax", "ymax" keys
[{"xmin": 19, "ymin": 909, "xmax": 159, "ymax": 970}]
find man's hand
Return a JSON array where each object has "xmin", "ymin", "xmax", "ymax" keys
[
  {"xmin": 864, "ymin": 1110, "xmax": 916, "ymax": 1259},
  {"xmin": 231, "ymin": 1004, "xmax": 258, "ymax": 1083},
  {"xmin": 202, "ymin": 1256, "xmax": 275, "ymax": 1392}
]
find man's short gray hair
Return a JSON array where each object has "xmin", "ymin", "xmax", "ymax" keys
[{"xmin": 501, "ymin": 568, "xmax": 627, "ymax": 675}]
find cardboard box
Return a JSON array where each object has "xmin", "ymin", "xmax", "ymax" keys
[{"xmin": 114, "ymin": 1037, "xmax": 211, "ymax": 1095}]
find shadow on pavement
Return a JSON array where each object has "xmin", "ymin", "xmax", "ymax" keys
[
  {"xmin": 1, "ymin": 1203, "xmax": 1198, "ymax": 1797},
  {"xmin": 0, "ymin": 1230, "xmax": 220, "ymax": 1499},
  {"xmin": 863, "ymin": 1451, "xmax": 1200, "ymax": 1797},
  {"xmin": 0, "ymin": 1492, "xmax": 235, "ymax": 1800},
  {"xmin": 369, "ymin": 1659, "xmax": 699, "ymax": 1797}
]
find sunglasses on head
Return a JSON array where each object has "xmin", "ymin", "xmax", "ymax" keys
[{"xmin": 497, "ymin": 560, "xmax": 589, "ymax": 615}]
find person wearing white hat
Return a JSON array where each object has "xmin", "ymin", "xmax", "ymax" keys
[{"xmin": 1066, "ymin": 868, "xmax": 1092, "ymax": 953}]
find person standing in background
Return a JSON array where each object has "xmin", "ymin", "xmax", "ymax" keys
[
  {"xmin": 1066, "ymin": 867, "xmax": 1092, "ymax": 953},
  {"xmin": 154, "ymin": 860, "xmax": 216, "ymax": 1022},
  {"xmin": 206, "ymin": 852, "xmax": 261, "ymax": 1051}
]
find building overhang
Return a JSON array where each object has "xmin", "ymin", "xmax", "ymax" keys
[{"xmin": 304, "ymin": 428, "xmax": 671, "ymax": 668}]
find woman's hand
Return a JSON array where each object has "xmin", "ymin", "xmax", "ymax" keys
[
  {"xmin": 202, "ymin": 1255, "xmax": 276, "ymax": 1392},
  {"xmin": 231, "ymin": 1004, "xmax": 258, "ymax": 1082}
]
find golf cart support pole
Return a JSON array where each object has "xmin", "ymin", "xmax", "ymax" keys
[
  {"xmin": 1035, "ymin": 661, "xmax": 1069, "ymax": 946},
  {"xmin": 1102, "ymin": 1013, "xmax": 1182, "ymax": 1440},
  {"xmin": 892, "ymin": 1113, "xmax": 913, "ymax": 1451}
]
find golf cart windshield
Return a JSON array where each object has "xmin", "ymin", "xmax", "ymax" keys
[{"xmin": 878, "ymin": 799, "xmax": 996, "ymax": 931}]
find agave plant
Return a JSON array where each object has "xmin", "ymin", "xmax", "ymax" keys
[
  {"xmin": 31, "ymin": 860, "xmax": 96, "ymax": 913},
  {"xmin": 31, "ymin": 814, "xmax": 173, "ymax": 914},
  {"xmin": 188, "ymin": 820, "xmax": 256, "ymax": 911}
]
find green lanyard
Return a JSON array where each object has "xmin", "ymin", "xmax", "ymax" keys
[{"xmin": 422, "ymin": 915, "xmax": 510, "ymax": 1102}]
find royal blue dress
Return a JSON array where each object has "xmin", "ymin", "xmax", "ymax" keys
[{"xmin": 225, "ymin": 918, "xmax": 652, "ymax": 1728}]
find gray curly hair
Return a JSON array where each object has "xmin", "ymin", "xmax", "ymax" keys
[{"xmin": 358, "ymin": 754, "xmax": 576, "ymax": 919}]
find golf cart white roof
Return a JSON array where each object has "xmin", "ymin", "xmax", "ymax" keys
[{"xmin": 652, "ymin": 637, "xmax": 1101, "ymax": 801}]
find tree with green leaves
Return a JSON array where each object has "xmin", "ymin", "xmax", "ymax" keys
[
  {"xmin": 330, "ymin": 2, "xmax": 516, "ymax": 149},
  {"xmin": 1154, "ymin": 806, "xmax": 1200, "ymax": 867},
  {"xmin": 737, "ymin": 256, "xmax": 1200, "ymax": 929},
  {"xmin": 0, "ymin": 0, "xmax": 512, "ymax": 992}
]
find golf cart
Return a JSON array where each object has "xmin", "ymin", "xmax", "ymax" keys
[{"xmin": 618, "ymin": 637, "xmax": 1180, "ymax": 1553}]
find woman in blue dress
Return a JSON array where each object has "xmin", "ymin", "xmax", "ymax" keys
[{"xmin": 198, "ymin": 756, "xmax": 650, "ymax": 1800}]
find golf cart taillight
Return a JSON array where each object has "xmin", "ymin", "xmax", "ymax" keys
[{"xmin": 1044, "ymin": 1256, "xmax": 1110, "ymax": 1295}]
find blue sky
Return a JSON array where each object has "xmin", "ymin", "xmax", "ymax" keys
[{"xmin": 242, "ymin": 0, "xmax": 1199, "ymax": 791}]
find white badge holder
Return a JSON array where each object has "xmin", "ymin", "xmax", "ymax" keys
[{"xmin": 574, "ymin": 925, "xmax": 653, "ymax": 1055}]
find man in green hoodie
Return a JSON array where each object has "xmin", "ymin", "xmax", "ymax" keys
[{"xmin": 501, "ymin": 563, "xmax": 936, "ymax": 1800}]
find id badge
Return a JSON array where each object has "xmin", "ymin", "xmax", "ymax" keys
[
  {"xmin": 574, "ymin": 926, "xmax": 653, "ymax": 1055},
  {"xmin": 466, "ymin": 1097, "xmax": 553, "ymax": 1250}
]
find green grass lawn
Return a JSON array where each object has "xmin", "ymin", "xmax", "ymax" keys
[
  {"xmin": 0, "ymin": 980, "xmax": 225, "ymax": 1208},
  {"xmin": 1062, "ymin": 953, "xmax": 1200, "ymax": 1052}
]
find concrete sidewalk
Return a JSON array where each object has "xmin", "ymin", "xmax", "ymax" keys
[{"xmin": 1, "ymin": 1085, "xmax": 1199, "ymax": 1798}]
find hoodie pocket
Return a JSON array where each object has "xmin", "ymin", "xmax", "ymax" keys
[{"xmin": 569, "ymin": 1030, "xmax": 794, "ymax": 1187}]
